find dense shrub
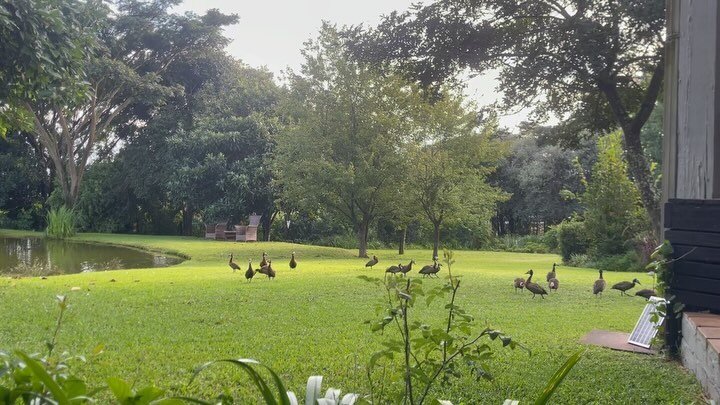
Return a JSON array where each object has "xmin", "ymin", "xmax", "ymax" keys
[
  {"xmin": 555, "ymin": 220, "xmax": 589, "ymax": 262},
  {"xmin": 543, "ymin": 227, "xmax": 559, "ymax": 252},
  {"xmin": 566, "ymin": 253, "xmax": 590, "ymax": 268},
  {"xmin": 566, "ymin": 251, "xmax": 644, "ymax": 272}
]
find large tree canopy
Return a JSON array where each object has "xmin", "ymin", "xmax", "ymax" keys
[
  {"xmin": 0, "ymin": 0, "xmax": 101, "ymax": 136},
  {"xmin": 346, "ymin": 0, "xmax": 666, "ymax": 232},
  {"xmin": 275, "ymin": 25, "xmax": 422, "ymax": 257},
  {"xmin": 17, "ymin": 0, "xmax": 237, "ymax": 208}
]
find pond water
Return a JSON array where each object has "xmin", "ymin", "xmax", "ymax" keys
[{"xmin": 0, "ymin": 237, "xmax": 183, "ymax": 276}]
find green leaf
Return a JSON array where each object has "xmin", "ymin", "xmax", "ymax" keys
[
  {"xmin": 534, "ymin": 349, "xmax": 585, "ymax": 405},
  {"xmin": 16, "ymin": 352, "xmax": 70, "ymax": 405},
  {"xmin": 106, "ymin": 377, "xmax": 133, "ymax": 401},
  {"xmin": 190, "ymin": 358, "xmax": 286, "ymax": 405}
]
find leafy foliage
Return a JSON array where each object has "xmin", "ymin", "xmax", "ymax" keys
[
  {"xmin": 582, "ymin": 132, "xmax": 649, "ymax": 257},
  {"xmin": 166, "ymin": 61, "xmax": 280, "ymax": 227},
  {"xmin": 553, "ymin": 219, "xmax": 589, "ymax": 263},
  {"xmin": 491, "ymin": 126, "xmax": 594, "ymax": 235},
  {"xmin": 0, "ymin": 0, "xmax": 100, "ymax": 137},
  {"xmin": 46, "ymin": 206, "xmax": 76, "ymax": 239},
  {"xmin": 0, "ymin": 133, "xmax": 49, "ymax": 229},
  {"xmin": 276, "ymin": 25, "xmax": 423, "ymax": 257},
  {"xmin": 362, "ymin": 249, "xmax": 527, "ymax": 403},
  {"xmin": 346, "ymin": 0, "xmax": 666, "ymax": 229},
  {"xmin": 405, "ymin": 107, "xmax": 508, "ymax": 259}
]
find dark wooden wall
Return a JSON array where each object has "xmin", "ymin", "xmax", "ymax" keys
[{"xmin": 665, "ymin": 199, "xmax": 720, "ymax": 311}]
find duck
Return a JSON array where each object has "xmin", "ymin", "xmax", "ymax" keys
[
  {"xmin": 593, "ymin": 269, "xmax": 606, "ymax": 297},
  {"xmin": 385, "ymin": 264, "xmax": 401, "ymax": 275},
  {"xmin": 289, "ymin": 252, "xmax": 297, "ymax": 269},
  {"xmin": 524, "ymin": 269, "xmax": 548, "ymax": 299},
  {"xmin": 365, "ymin": 255, "xmax": 379, "ymax": 269},
  {"xmin": 259, "ymin": 252, "xmax": 268, "ymax": 268},
  {"xmin": 399, "ymin": 260, "xmax": 415, "ymax": 276},
  {"xmin": 245, "ymin": 259, "xmax": 255, "ymax": 282},
  {"xmin": 612, "ymin": 278, "xmax": 641, "ymax": 296},
  {"xmin": 635, "ymin": 289, "xmax": 657, "ymax": 300},
  {"xmin": 546, "ymin": 263, "xmax": 557, "ymax": 284},
  {"xmin": 419, "ymin": 260, "xmax": 441, "ymax": 278},
  {"xmin": 257, "ymin": 260, "xmax": 270, "ymax": 278},
  {"xmin": 228, "ymin": 253, "xmax": 241, "ymax": 273},
  {"xmin": 513, "ymin": 277, "xmax": 525, "ymax": 292},
  {"xmin": 548, "ymin": 277, "xmax": 559, "ymax": 292},
  {"xmin": 257, "ymin": 260, "xmax": 275, "ymax": 280},
  {"xmin": 266, "ymin": 261, "xmax": 276, "ymax": 280}
]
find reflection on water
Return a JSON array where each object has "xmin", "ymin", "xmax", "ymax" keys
[{"xmin": 0, "ymin": 237, "xmax": 183, "ymax": 276}]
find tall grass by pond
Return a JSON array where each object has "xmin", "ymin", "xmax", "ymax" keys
[{"xmin": 46, "ymin": 207, "xmax": 76, "ymax": 239}]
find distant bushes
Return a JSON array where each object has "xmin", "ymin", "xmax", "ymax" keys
[{"xmin": 489, "ymin": 234, "xmax": 550, "ymax": 253}]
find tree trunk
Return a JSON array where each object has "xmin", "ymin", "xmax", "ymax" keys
[
  {"xmin": 261, "ymin": 210, "xmax": 275, "ymax": 241},
  {"xmin": 620, "ymin": 126, "xmax": 662, "ymax": 234},
  {"xmin": 432, "ymin": 222, "xmax": 441, "ymax": 260},
  {"xmin": 182, "ymin": 205, "xmax": 194, "ymax": 236},
  {"xmin": 398, "ymin": 227, "xmax": 406, "ymax": 255},
  {"xmin": 598, "ymin": 60, "xmax": 663, "ymax": 237},
  {"xmin": 357, "ymin": 220, "xmax": 369, "ymax": 258}
]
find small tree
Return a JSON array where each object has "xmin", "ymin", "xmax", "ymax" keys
[
  {"xmin": 363, "ymin": 249, "xmax": 526, "ymax": 404},
  {"xmin": 583, "ymin": 131, "xmax": 648, "ymax": 257},
  {"xmin": 407, "ymin": 103, "xmax": 508, "ymax": 259},
  {"xmin": 275, "ymin": 25, "xmax": 419, "ymax": 257}
]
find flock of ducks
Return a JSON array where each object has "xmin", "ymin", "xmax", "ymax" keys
[
  {"xmin": 512, "ymin": 263, "xmax": 656, "ymax": 299},
  {"xmin": 365, "ymin": 255, "xmax": 443, "ymax": 278},
  {"xmin": 228, "ymin": 253, "xmax": 657, "ymax": 300},
  {"xmin": 228, "ymin": 252, "xmax": 297, "ymax": 281}
]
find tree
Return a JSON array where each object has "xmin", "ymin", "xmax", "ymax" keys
[
  {"xmin": 406, "ymin": 99, "xmax": 508, "ymax": 259},
  {"xmin": 0, "ymin": 0, "xmax": 99, "ymax": 137},
  {"xmin": 275, "ymin": 25, "xmax": 416, "ymax": 257},
  {"xmin": 491, "ymin": 126, "xmax": 594, "ymax": 235},
  {"xmin": 583, "ymin": 131, "xmax": 647, "ymax": 257},
  {"xmin": 346, "ymin": 0, "xmax": 666, "ymax": 232},
  {"xmin": 16, "ymin": 0, "xmax": 237, "ymax": 208},
  {"xmin": 0, "ymin": 132, "xmax": 51, "ymax": 229}
]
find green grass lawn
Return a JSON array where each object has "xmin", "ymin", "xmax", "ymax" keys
[{"xmin": 0, "ymin": 230, "xmax": 705, "ymax": 403}]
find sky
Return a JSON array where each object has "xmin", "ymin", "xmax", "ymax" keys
[{"xmin": 174, "ymin": 0, "xmax": 532, "ymax": 129}]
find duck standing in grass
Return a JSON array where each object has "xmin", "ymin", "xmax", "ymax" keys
[
  {"xmin": 228, "ymin": 253, "xmax": 241, "ymax": 273},
  {"xmin": 385, "ymin": 264, "xmax": 401, "ymax": 275},
  {"xmin": 419, "ymin": 260, "xmax": 441, "ymax": 278},
  {"xmin": 365, "ymin": 255, "xmax": 379, "ymax": 269},
  {"xmin": 547, "ymin": 263, "xmax": 559, "ymax": 292},
  {"xmin": 524, "ymin": 269, "xmax": 548, "ymax": 299},
  {"xmin": 260, "ymin": 252, "xmax": 268, "ymax": 268},
  {"xmin": 266, "ymin": 261, "xmax": 276, "ymax": 280},
  {"xmin": 548, "ymin": 277, "xmax": 559, "ymax": 292},
  {"xmin": 546, "ymin": 263, "xmax": 557, "ymax": 286},
  {"xmin": 593, "ymin": 270, "xmax": 606, "ymax": 297},
  {"xmin": 513, "ymin": 277, "xmax": 525, "ymax": 292},
  {"xmin": 245, "ymin": 259, "xmax": 255, "ymax": 282},
  {"xmin": 635, "ymin": 289, "xmax": 656, "ymax": 300},
  {"xmin": 399, "ymin": 260, "xmax": 415, "ymax": 276},
  {"xmin": 289, "ymin": 252, "xmax": 297, "ymax": 269},
  {"xmin": 257, "ymin": 260, "xmax": 270, "ymax": 278},
  {"xmin": 257, "ymin": 260, "xmax": 275, "ymax": 280},
  {"xmin": 612, "ymin": 278, "xmax": 641, "ymax": 296}
]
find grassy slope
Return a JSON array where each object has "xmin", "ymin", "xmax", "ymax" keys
[{"xmin": 0, "ymin": 230, "xmax": 704, "ymax": 403}]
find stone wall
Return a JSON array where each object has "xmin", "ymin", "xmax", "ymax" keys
[{"xmin": 680, "ymin": 312, "xmax": 720, "ymax": 402}]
